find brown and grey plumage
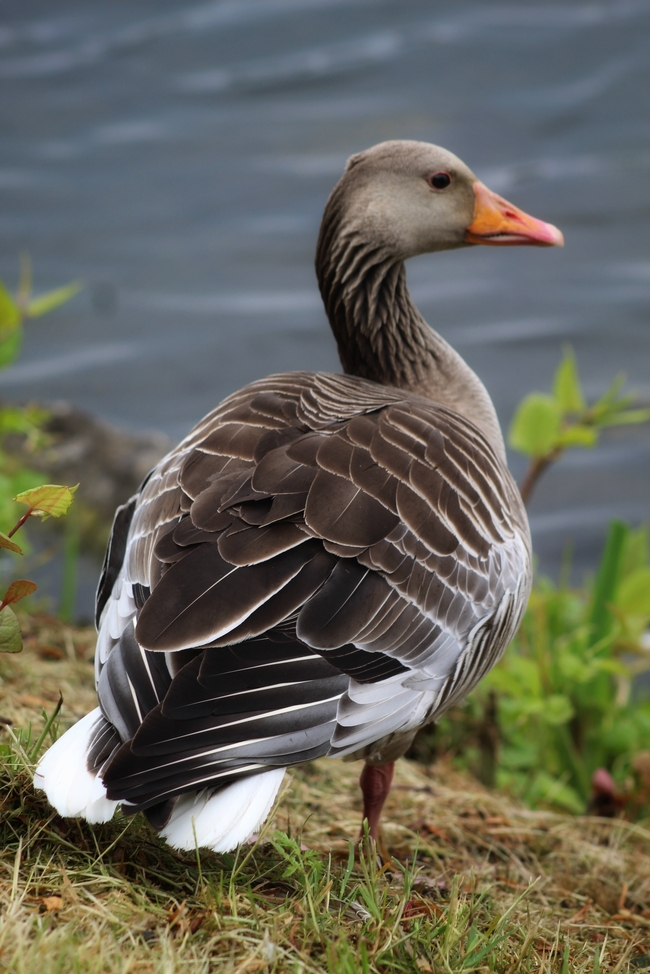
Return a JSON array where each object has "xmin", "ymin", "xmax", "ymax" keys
[{"xmin": 35, "ymin": 141, "xmax": 563, "ymax": 851}]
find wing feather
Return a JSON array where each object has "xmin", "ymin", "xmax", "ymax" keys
[
  {"xmin": 92, "ymin": 371, "xmax": 530, "ymax": 814},
  {"xmin": 135, "ymin": 540, "xmax": 322, "ymax": 651},
  {"xmin": 305, "ymin": 469, "xmax": 399, "ymax": 545}
]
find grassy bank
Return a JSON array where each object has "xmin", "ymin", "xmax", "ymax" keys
[{"xmin": 1, "ymin": 616, "xmax": 649, "ymax": 973}]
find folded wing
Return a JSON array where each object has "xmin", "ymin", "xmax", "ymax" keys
[{"xmin": 94, "ymin": 372, "xmax": 530, "ymax": 812}]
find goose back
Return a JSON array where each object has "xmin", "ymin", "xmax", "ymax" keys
[{"xmin": 93, "ymin": 371, "xmax": 530, "ymax": 816}]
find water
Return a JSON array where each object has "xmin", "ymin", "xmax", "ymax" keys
[{"xmin": 1, "ymin": 0, "xmax": 649, "ymax": 617}]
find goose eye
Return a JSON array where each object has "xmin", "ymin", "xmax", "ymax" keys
[{"xmin": 427, "ymin": 171, "xmax": 451, "ymax": 190}]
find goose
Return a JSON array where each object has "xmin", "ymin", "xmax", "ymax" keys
[{"xmin": 35, "ymin": 141, "xmax": 563, "ymax": 852}]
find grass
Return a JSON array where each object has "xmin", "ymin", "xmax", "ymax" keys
[{"xmin": 1, "ymin": 615, "xmax": 650, "ymax": 973}]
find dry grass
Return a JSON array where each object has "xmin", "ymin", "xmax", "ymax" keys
[{"xmin": 1, "ymin": 615, "xmax": 650, "ymax": 973}]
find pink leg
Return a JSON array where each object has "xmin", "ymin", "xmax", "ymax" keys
[{"xmin": 359, "ymin": 762, "xmax": 395, "ymax": 840}]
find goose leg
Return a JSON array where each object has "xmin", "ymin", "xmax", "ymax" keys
[{"xmin": 359, "ymin": 761, "xmax": 395, "ymax": 841}]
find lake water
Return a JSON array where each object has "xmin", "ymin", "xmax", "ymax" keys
[{"xmin": 1, "ymin": 0, "xmax": 649, "ymax": 616}]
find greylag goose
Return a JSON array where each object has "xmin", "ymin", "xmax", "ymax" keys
[{"xmin": 35, "ymin": 141, "xmax": 563, "ymax": 852}]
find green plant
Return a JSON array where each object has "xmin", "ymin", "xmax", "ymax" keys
[
  {"xmin": 429, "ymin": 522, "xmax": 650, "ymax": 815},
  {"xmin": 0, "ymin": 257, "xmax": 81, "ymax": 646},
  {"xmin": 485, "ymin": 521, "xmax": 650, "ymax": 812},
  {"xmin": 0, "ymin": 256, "xmax": 81, "ymax": 460},
  {"xmin": 500, "ymin": 351, "xmax": 650, "ymax": 809},
  {"xmin": 0, "ymin": 484, "xmax": 78, "ymax": 652},
  {"xmin": 509, "ymin": 346, "xmax": 650, "ymax": 503}
]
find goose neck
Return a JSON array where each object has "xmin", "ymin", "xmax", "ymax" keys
[
  {"xmin": 315, "ymin": 229, "xmax": 506, "ymax": 458},
  {"xmin": 317, "ymin": 235, "xmax": 432, "ymax": 389}
]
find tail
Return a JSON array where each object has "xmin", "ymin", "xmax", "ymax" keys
[
  {"xmin": 34, "ymin": 709, "xmax": 119, "ymax": 824},
  {"xmin": 35, "ymin": 709, "xmax": 285, "ymax": 852},
  {"xmin": 160, "ymin": 768, "xmax": 286, "ymax": 853}
]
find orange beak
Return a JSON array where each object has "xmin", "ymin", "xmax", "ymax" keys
[{"xmin": 466, "ymin": 181, "xmax": 564, "ymax": 247}]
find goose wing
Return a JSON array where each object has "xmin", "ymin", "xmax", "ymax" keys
[{"xmin": 95, "ymin": 371, "xmax": 530, "ymax": 813}]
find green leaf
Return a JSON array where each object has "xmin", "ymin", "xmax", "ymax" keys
[
  {"xmin": 622, "ymin": 526, "xmax": 648, "ymax": 575},
  {"xmin": 0, "ymin": 579, "xmax": 37, "ymax": 608},
  {"xmin": 0, "ymin": 605, "xmax": 22, "ymax": 653},
  {"xmin": 615, "ymin": 568, "xmax": 650, "ymax": 617},
  {"xmin": 558, "ymin": 652, "xmax": 596, "ymax": 684},
  {"xmin": 599, "ymin": 408, "xmax": 650, "ymax": 428},
  {"xmin": 557, "ymin": 424, "xmax": 598, "ymax": 448},
  {"xmin": 0, "ymin": 328, "xmax": 23, "ymax": 370},
  {"xmin": 590, "ymin": 374, "xmax": 628, "ymax": 421},
  {"xmin": 529, "ymin": 770, "xmax": 584, "ymax": 814},
  {"xmin": 0, "ymin": 404, "xmax": 48, "ymax": 442},
  {"xmin": 593, "ymin": 946, "xmax": 601, "ymax": 974},
  {"xmin": 0, "ymin": 278, "xmax": 20, "ymax": 332},
  {"xmin": 26, "ymin": 281, "xmax": 82, "ymax": 318},
  {"xmin": 508, "ymin": 393, "xmax": 562, "ymax": 458},
  {"xmin": 0, "ymin": 531, "xmax": 23, "ymax": 555},
  {"xmin": 589, "ymin": 520, "xmax": 629, "ymax": 647},
  {"xmin": 553, "ymin": 348, "xmax": 585, "ymax": 412},
  {"xmin": 13, "ymin": 483, "xmax": 78, "ymax": 519},
  {"xmin": 0, "ymin": 406, "xmax": 38, "ymax": 435},
  {"xmin": 541, "ymin": 694, "xmax": 574, "ymax": 726},
  {"xmin": 0, "ymin": 278, "xmax": 23, "ymax": 369}
]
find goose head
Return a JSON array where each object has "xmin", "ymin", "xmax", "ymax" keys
[
  {"xmin": 329, "ymin": 140, "xmax": 564, "ymax": 260},
  {"xmin": 316, "ymin": 140, "xmax": 564, "ymax": 442}
]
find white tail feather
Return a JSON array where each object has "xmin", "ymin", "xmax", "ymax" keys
[
  {"xmin": 34, "ymin": 708, "xmax": 119, "ymax": 825},
  {"xmin": 160, "ymin": 768, "xmax": 285, "ymax": 853},
  {"xmin": 35, "ymin": 710, "xmax": 285, "ymax": 850}
]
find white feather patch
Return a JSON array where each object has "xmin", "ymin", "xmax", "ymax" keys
[
  {"xmin": 160, "ymin": 768, "xmax": 285, "ymax": 853},
  {"xmin": 34, "ymin": 708, "xmax": 119, "ymax": 824}
]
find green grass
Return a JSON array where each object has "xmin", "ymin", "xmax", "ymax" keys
[{"xmin": 1, "ymin": 616, "xmax": 650, "ymax": 973}]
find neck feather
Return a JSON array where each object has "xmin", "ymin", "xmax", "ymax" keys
[{"xmin": 315, "ymin": 204, "xmax": 506, "ymax": 457}]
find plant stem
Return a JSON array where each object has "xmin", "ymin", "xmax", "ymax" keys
[
  {"xmin": 7, "ymin": 508, "xmax": 33, "ymax": 538},
  {"xmin": 519, "ymin": 449, "xmax": 563, "ymax": 505},
  {"xmin": 29, "ymin": 692, "xmax": 63, "ymax": 762}
]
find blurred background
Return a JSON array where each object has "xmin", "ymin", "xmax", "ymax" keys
[{"xmin": 0, "ymin": 0, "xmax": 648, "ymax": 619}]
